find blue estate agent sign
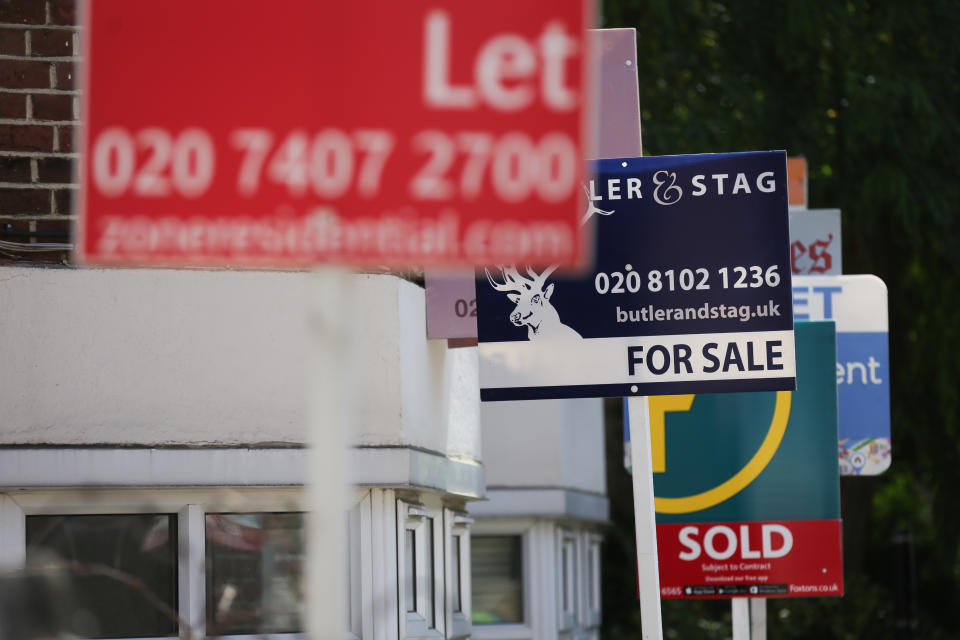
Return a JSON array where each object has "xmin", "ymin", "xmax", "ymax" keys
[
  {"xmin": 792, "ymin": 275, "xmax": 890, "ymax": 475},
  {"xmin": 478, "ymin": 151, "xmax": 795, "ymax": 401}
]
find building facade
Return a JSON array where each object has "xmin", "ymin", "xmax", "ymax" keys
[
  {"xmin": 0, "ymin": 267, "xmax": 608, "ymax": 639},
  {"xmin": 0, "ymin": 268, "xmax": 484, "ymax": 638},
  {"xmin": 470, "ymin": 399, "xmax": 607, "ymax": 640}
]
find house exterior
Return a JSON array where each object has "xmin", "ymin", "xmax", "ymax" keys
[
  {"xmin": 470, "ymin": 399, "xmax": 607, "ymax": 640},
  {"xmin": 0, "ymin": 267, "xmax": 608, "ymax": 639},
  {"xmin": 0, "ymin": 268, "xmax": 483, "ymax": 639}
]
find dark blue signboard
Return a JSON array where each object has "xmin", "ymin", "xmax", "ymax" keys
[{"xmin": 477, "ymin": 151, "xmax": 795, "ymax": 401}]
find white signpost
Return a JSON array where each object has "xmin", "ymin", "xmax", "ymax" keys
[{"xmin": 628, "ymin": 395, "xmax": 664, "ymax": 639}]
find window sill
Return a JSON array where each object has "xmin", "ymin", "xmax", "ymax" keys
[
  {"xmin": 470, "ymin": 622, "xmax": 534, "ymax": 640},
  {"xmin": 84, "ymin": 637, "xmax": 177, "ymax": 640},
  {"xmin": 448, "ymin": 611, "xmax": 471, "ymax": 639},
  {"xmin": 405, "ymin": 611, "xmax": 443, "ymax": 640},
  {"xmin": 405, "ymin": 629, "xmax": 444, "ymax": 640},
  {"xmin": 208, "ymin": 634, "xmax": 303, "ymax": 640}
]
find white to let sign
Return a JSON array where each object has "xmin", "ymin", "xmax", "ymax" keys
[
  {"xmin": 79, "ymin": 0, "xmax": 593, "ymax": 268},
  {"xmin": 789, "ymin": 209, "xmax": 842, "ymax": 275}
]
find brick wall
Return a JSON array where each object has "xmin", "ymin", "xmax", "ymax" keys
[{"xmin": 0, "ymin": 0, "xmax": 77, "ymax": 264}]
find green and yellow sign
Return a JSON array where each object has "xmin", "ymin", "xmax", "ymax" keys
[{"xmin": 626, "ymin": 321, "xmax": 842, "ymax": 598}]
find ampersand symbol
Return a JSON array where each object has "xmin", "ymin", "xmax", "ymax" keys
[{"xmin": 653, "ymin": 170, "xmax": 683, "ymax": 206}]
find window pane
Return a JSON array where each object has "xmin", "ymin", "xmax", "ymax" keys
[
  {"xmin": 570, "ymin": 542, "xmax": 578, "ymax": 611},
  {"xmin": 562, "ymin": 538, "xmax": 577, "ymax": 615},
  {"xmin": 424, "ymin": 518, "xmax": 434, "ymax": 627},
  {"xmin": 26, "ymin": 514, "xmax": 178, "ymax": 639},
  {"xmin": 346, "ymin": 519, "xmax": 353, "ymax": 630},
  {"xmin": 471, "ymin": 535, "xmax": 523, "ymax": 624},
  {"xmin": 561, "ymin": 545, "xmax": 569, "ymax": 610},
  {"xmin": 451, "ymin": 535, "xmax": 462, "ymax": 613},
  {"xmin": 587, "ymin": 544, "xmax": 595, "ymax": 609},
  {"xmin": 206, "ymin": 513, "xmax": 304, "ymax": 635},
  {"xmin": 589, "ymin": 542, "xmax": 600, "ymax": 610},
  {"xmin": 404, "ymin": 528, "xmax": 416, "ymax": 612}
]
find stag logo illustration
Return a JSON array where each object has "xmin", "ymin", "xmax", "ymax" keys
[
  {"xmin": 582, "ymin": 183, "xmax": 615, "ymax": 224},
  {"xmin": 485, "ymin": 265, "xmax": 582, "ymax": 341}
]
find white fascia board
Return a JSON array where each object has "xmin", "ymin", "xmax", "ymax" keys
[
  {"xmin": 0, "ymin": 448, "xmax": 307, "ymax": 487},
  {"xmin": 468, "ymin": 488, "xmax": 609, "ymax": 523},
  {"xmin": 0, "ymin": 447, "xmax": 485, "ymax": 499},
  {"xmin": 351, "ymin": 447, "xmax": 485, "ymax": 500}
]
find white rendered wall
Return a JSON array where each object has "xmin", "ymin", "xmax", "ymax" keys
[
  {"xmin": 479, "ymin": 398, "xmax": 605, "ymax": 495},
  {"xmin": 353, "ymin": 277, "xmax": 480, "ymax": 459},
  {"xmin": 0, "ymin": 267, "xmax": 479, "ymax": 463}
]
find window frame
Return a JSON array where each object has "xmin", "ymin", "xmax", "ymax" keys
[
  {"xmin": 4, "ymin": 487, "xmax": 305, "ymax": 640},
  {"xmin": 24, "ymin": 511, "xmax": 181, "ymax": 640},
  {"xmin": 4, "ymin": 486, "xmax": 469, "ymax": 640},
  {"xmin": 556, "ymin": 528, "xmax": 578, "ymax": 633},
  {"xmin": 468, "ymin": 520, "xmax": 535, "ymax": 640},
  {"xmin": 397, "ymin": 500, "xmax": 445, "ymax": 640},
  {"xmin": 204, "ymin": 511, "xmax": 307, "ymax": 638},
  {"xmin": 582, "ymin": 532, "xmax": 602, "ymax": 628},
  {"xmin": 444, "ymin": 509, "xmax": 471, "ymax": 640},
  {"xmin": 346, "ymin": 492, "xmax": 372, "ymax": 640}
]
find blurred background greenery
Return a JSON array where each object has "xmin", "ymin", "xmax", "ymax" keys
[{"xmin": 598, "ymin": 1, "xmax": 960, "ymax": 638}]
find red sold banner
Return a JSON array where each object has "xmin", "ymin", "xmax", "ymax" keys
[
  {"xmin": 657, "ymin": 520, "xmax": 843, "ymax": 598},
  {"xmin": 78, "ymin": 0, "xmax": 592, "ymax": 267}
]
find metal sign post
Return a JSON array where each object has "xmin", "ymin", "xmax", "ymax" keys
[
  {"xmin": 751, "ymin": 598, "xmax": 767, "ymax": 639},
  {"xmin": 732, "ymin": 598, "xmax": 767, "ymax": 640},
  {"xmin": 628, "ymin": 395, "xmax": 663, "ymax": 640},
  {"xmin": 732, "ymin": 598, "xmax": 750, "ymax": 640}
]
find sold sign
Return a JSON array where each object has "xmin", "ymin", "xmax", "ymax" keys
[
  {"xmin": 625, "ymin": 322, "xmax": 844, "ymax": 598},
  {"xmin": 79, "ymin": 0, "xmax": 591, "ymax": 268},
  {"xmin": 652, "ymin": 322, "xmax": 843, "ymax": 599}
]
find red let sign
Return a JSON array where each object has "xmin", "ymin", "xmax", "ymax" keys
[{"xmin": 78, "ymin": 0, "xmax": 592, "ymax": 268}]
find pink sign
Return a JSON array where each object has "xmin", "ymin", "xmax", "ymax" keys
[
  {"xmin": 424, "ymin": 28, "xmax": 642, "ymax": 338},
  {"xmin": 425, "ymin": 269, "xmax": 478, "ymax": 339},
  {"xmin": 588, "ymin": 28, "xmax": 643, "ymax": 159}
]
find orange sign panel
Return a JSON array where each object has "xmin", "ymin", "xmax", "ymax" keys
[{"xmin": 787, "ymin": 157, "xmax": 807, "ymax": 207}]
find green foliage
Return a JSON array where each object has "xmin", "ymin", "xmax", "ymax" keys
[
  {"xmin": 662, "ymin": 599, "xmax": 732, "ymax": 639},
  {"xmin": 765, "ymin": 575, "xmax": 894, "ymax": 640},
  {"xmin": 600, "ymin": 1, "xmax": 960, "ymax": 637}
]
